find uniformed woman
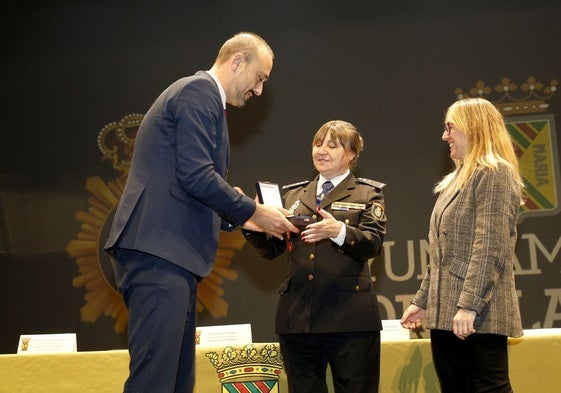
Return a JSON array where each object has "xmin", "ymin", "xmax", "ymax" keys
[{"xmin": 243, "ymin": 120, "xmax": 387, "ymax": 393}]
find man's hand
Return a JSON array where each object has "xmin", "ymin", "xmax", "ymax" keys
[
  {"xmin": 241, "ymin": 219, "xmax": 263, "ymax": 232},
  {"xmin": 249, "ymin": 203, "xmax": 298, "ymax": 240}
]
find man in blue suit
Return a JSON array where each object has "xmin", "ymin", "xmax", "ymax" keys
[{"xmin": 104, "ymin": 32, "xmax": 298, "ymax": 393}]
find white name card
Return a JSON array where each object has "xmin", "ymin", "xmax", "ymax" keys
[
  {"xmin": 196, "ymin": 323, "xmax": 252, "ymax": 347},
  {"xmin": 381, "ymin": 320, "xmax": 411, "ymax": 341},
  {"xmin": 522, "ymin": 328, "xmax": 561, "ymax": 336},
  {"xmin": 17, "ymin": 333, "xmax": 77, "ymax": 354}
]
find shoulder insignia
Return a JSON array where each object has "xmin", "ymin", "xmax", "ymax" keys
[
  {"xmin": 282, "ymin": 180, "xmax": 312, "ymax": 190},
  {"xmin": 357, "ymin": 177, "xmax": 386, "ymax": 189}
]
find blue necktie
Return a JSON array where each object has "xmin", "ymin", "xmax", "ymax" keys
[{"xmin": 316, "ymin": 181, "xmax": 334, "ymax": 205}]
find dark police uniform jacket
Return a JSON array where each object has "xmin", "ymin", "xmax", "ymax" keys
[{"xmin": 243, "ymin": 173, "xmax": 387, "ymax": 335}]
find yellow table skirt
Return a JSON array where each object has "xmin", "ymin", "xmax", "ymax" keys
[{"xmin": 1, "ymin": 330, "xmax": 560, "ymax": 392}]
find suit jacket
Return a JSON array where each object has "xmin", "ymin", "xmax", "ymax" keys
[
  {"xmin": 244, "ymin": 174, "xmax": 387, "ymax": 335},
  {"xmin": 104, "ymin": 71, "xmax": 255, "ymax": 278},
  {"xmin": 412, "ymin": 164, "xmax": 523, "ymax": 337}
]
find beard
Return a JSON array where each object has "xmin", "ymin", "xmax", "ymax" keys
[{"xmin": 231, "ymin": 85, "xmax": 253, "ymax": 108}]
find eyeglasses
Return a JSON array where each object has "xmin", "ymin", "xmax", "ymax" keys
[{"xmin": 444, "ymin": 122, "xmax": 453, "ymax": 135}]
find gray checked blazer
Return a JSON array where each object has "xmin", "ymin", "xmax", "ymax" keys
[{"xmin": 412, "ymin": 164, "xmax": 523, "ymax": 338}]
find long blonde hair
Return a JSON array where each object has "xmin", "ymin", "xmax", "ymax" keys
[{"xmin": 434, "ymin": 97, "xmax": 524, "ymax": 197}]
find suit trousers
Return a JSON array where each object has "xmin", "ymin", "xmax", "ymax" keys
[
  {"xmin": 112, "ymin": 248, "xmax": 198, "ymax": 393},
  {"xmin": 430, "ymin": 329, "xmax": 513, "ymax": 393},
  {"xmin": 279, "ymin": 331, "xmax": 380, "ymax": 393}
]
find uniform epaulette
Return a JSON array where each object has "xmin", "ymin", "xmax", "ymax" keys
[
  {"xmin": 357, "ymin": 177, "xmax": 386, "ymax": 189},
  {"xmin": 281, "ymin": 180, "xmax": 312, "ymax": 190}
]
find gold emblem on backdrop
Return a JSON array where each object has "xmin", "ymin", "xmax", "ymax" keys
[
  {"xmin": 454, "ymin": 76, "xmax": 561, "ymax": 220},
  {"xmin": 455, "ymin": 76, "xmax": 558, "ymax": 115},
  {"xmin": 66, "ymin": 114, "xmax": 244, "ymax": 333}
]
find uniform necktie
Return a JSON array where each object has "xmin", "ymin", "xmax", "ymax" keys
[{"xmin": 316, "ymin": 181, "xmax": 334, "ymax": 205}]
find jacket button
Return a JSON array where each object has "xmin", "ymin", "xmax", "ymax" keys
[
  {"xmin": 308, "ymin": 274, "xmax": 314, "ymax": 281},
  {"xmin": 355, "ymin": 285, "xmax": 360, "ymax": 292},
  {"xmin": 309, "ymin": 253, "xmax": 315, "ymax": 260},
  {"xmin": 345, "ymin": 218, "xmax": 350, "ymax": 224},
  {"xmin": 350, "ymin": 240, "xmax": 355, "ymax": 245}
]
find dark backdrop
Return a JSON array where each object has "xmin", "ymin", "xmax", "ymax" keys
[{"xmin": 1, "ymin": 0, "xmax": 560, "ymax": 353}]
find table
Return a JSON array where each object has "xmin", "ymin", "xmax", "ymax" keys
[{"xmin": 1, "ymin": 329, "xmax": 559, "ymax": 392}]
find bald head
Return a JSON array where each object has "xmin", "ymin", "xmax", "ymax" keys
[
  {"xmin": 210, "ymin": 32, "xmax": 274, "ymax": 107},
  {"xmin": 214, "ymin": 32, "xmax": 274, "ymax": 67}
]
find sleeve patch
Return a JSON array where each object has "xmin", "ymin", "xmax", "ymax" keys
[{"xmin": 372, "ymin": 202, "xmax": 384, "ymax": 219}]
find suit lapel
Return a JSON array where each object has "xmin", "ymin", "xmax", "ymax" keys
[
  {"xmin": 299, "ymin": 177, "xmax": 319, "ymax": 212},
  {"xmin": 196, "ymin": 71, "xmax": 230, "ymax": 177},
  {"xmin": 434, "ymin": 189, "xmax": 459, "ymax": 233},
  {"xmin": 319, "ymin": 174, "xmax": 355, "ymax": 208},
  {"xmin": 298, "ymin": 173, "xmax": 356, "ymax": 212}
]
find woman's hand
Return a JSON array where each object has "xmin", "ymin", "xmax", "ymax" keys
[
  {"xmin": 400, "ymin": 304, "xmax": 426, "ymax": 329},
  {"xmin": 300, "ymin": 207, "xmax": 342, "ymax": 243},
  {"xmin": 452, "ymin": 308, "xmax": 476, "ymax": 340}
]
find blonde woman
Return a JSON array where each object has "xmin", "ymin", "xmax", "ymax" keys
[{"xmin": 401, "ymin": 98, "xmax": 524, "ymax": 393}]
